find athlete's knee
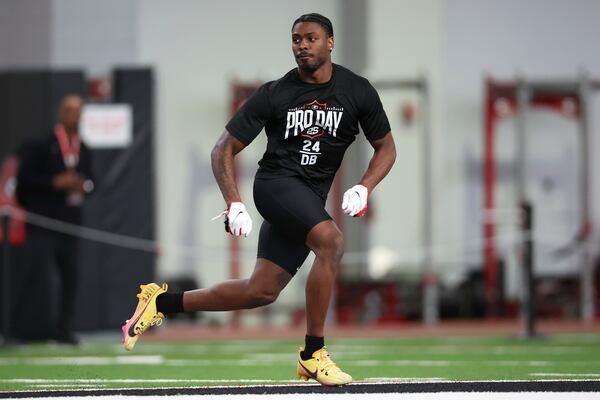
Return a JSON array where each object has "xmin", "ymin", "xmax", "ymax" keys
[
  {"xmin": 308, "ymin": 222, "xmax": 345, "ymax": 262},
  {"xmin": 330, "ymin": 234, "xmax": 345, "ymax": 261},
  {"xmin": 246, "ymin": 284, "xmax": 280, "ymax": 308},
  {"xmin": 316, "ymin": 232, "xmax": 345, "ymax": 263}
]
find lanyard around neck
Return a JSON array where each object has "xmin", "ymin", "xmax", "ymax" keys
[{"xmin": 54, "ymin": 124, "xmax": 81, "ymax": 168}]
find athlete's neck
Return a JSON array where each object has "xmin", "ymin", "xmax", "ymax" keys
[{"xmin": 297, "ymin": 62, "xmax": 333, "ymax": 84}]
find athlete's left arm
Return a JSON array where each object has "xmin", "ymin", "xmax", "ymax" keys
[
  {"xmin": 341, "ymin": 132, "xmax": 395, "ymax": 217},
  {"xmin": 358, "ymin": 132, "xmax": 396, "ymax": 192}
]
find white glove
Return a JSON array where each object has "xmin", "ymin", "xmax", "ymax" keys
[
  {"xmin": 212, "ymin": 202, "xmax": 253, "ymax": 237},
  {"xmin": 342, "ymin": 184, "xmax": 369, "ymax": 218}
]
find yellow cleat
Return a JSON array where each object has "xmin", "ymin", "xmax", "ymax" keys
[
  {"xmin": 121, "ymin": 283, "xmax": 168, "ymax": 351},
  {"xmin": 297, "ymin": 347, "xmax": 352, "ymax": 386}
]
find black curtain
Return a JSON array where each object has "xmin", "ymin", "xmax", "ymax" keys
[
  {"xmin": 0, "ymin": 70, "xmax": 84, "ymax": 161},
  {"xmin": 75, "ymin": 68, "xmax": 156, "ymax": 330}
]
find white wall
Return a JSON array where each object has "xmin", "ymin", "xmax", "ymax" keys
[
  {"xmin": 0, "ymin": 2, "xmax": 9, "ymax": 68},
  {"xmin": 366, "ymin": 0, "xmax": 446, "ymax": 277},
  {"xmin": 0, "ymin": 0, "xmax": 135, "ymax": 73},
  {"xmin": 51, "ymin": 0, "xmax": 137, "ymax": 75},
  {"xmin": 358, "ymin": 0, "xmax": 600, "ymax": 298},
  {"xmin": 442, "ymin": 0, "xmax": 600, "ymax": 295},
  {"xmin": 0, "ymin": 0, "xmax": 51, "ymax": 68}
]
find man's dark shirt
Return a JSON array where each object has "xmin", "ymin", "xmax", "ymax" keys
[
  {"xmin": 17, "ymin": 131, "xmax": 93, "ymax": 225},
  {"xmin": 226, "ymin": 63, "xmax": 391, "ymax": 199}
]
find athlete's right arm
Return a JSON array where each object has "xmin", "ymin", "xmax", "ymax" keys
[
  {"xmin": 211, "ymin": 129, "xmax": 246, "ymax": 204},
  {"xmin": 211, "ymin": 130, "xmax": 253, "ymax": 236}
]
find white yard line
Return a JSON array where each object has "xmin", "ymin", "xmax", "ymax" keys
[
  {"xmin": 362, "ymin": 377, "xmax": 447, "ymax": 382},
  {"xmin": 0, "ymin": 379, "xmax": 306, "ymax": 383},
  {"xmin": 29, "ymin": 384, "xmax": 108, "ymax": 388},
  {"xmin": 141, "ymin": 396, "xmax": 600, "ymax": 400},
  {"xmin": 4, "ymin": 378, "xmax": 600, "ymax": 384},
  {"xmin": 2, "ymin": 392, "xmax": 600, "ymax": 400},
  {"xmin": 530, "ymin": 373, "xmax": 600, "ymax": 377},
  {"xmin": 0, "ymin": 355, "xmax": 164, "ymax": 365},
  {"xmin": 159, "ymin": 359, "xmax": 561, "ymax": 367},
  {"xmin": 1, "ymin": 356, "xmax": 592, "ymax": 367},
  {"xmin": 3, "ymin": 380, "xmax": 600, "ymax": 400},
  {"xmin": 12, "ymin": 342, "xmax": 593, "ymax": 357}
]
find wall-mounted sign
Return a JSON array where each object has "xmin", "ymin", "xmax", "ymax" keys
[{"xmin": 80, "ymin": 104, "xmax": 132, "ymax": 148}]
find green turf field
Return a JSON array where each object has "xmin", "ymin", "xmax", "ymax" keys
[{"xmin": 0, "ymin": 334, "xmax": 599, "ymax": 391}]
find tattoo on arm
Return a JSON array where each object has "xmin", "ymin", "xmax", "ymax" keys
[{"xmin": 211, "ymin": 131, "xmax": 246, "ymax": 204}]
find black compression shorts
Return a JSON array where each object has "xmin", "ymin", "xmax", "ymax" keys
[{"xmin": 253, "ymin": 176, "xmax": 332, "ymax": 276}]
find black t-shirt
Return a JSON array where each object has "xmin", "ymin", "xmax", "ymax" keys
[{"xmin": 226, "ymin": 63, "xmax": 391, "ymax": 199}]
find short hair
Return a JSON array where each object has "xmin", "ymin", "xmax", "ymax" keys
[{"xmin": 292, "ymin": 13, "xmax": 333, "ymax": 37}]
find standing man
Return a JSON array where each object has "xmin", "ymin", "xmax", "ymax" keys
[
  {"xmin": 122, "ymin": 13, "xmax": 395, "ymax": 386},
  {"xmin": 16, "ymin": 94, "xmax": 94, "ymax": 344}
]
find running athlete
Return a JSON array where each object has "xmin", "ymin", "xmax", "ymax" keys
[{"xmin": 122, "ymin": 13, "xmax": 396, "ymax": 387}]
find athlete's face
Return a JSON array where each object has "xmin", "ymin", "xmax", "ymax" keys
[{"xmin": 292, "ymin": 22, "xmax": 333, "ymax": 73}]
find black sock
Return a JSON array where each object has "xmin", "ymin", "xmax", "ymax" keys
[
  {"xmin": 156, "ymin": 292, "xmax": 184, "ymax": 315},
  {"xmin": 301, "ymin": 335, "xmax": 324, "ymax": 360}
]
